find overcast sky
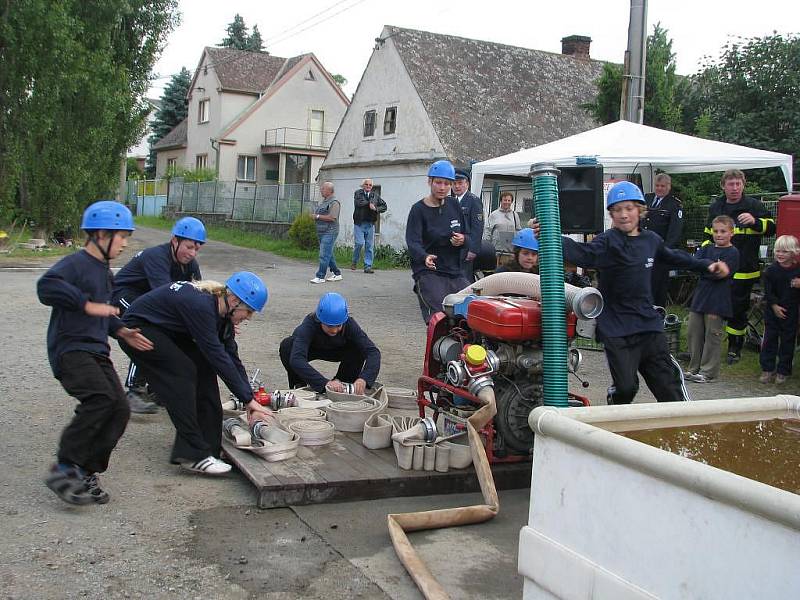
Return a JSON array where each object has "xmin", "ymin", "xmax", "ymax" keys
[{"xmin": 149, "ymin": 0, "xmax": 798, "ymax": 98}]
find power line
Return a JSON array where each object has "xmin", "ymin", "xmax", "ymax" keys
[
  {"xmin": 264, "ymin": 0, "xmax": 354, "ymax": 47},
  {"xmin": 266, "ymin": 0, "xmax": 371, "ymax": 48}
]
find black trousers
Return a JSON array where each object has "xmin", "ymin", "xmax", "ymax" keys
[
  {"xmin": 56, "ymin": 351, "xmax": 130, "ymax": 474},
  {"xmin": 726, "ymin": 279, "xmax": 755, "ymax": 351},
  {"xmin": 651, "ymin": 262, "xmax": 670, "ymax": 309},
  {"xmin": 279, "ymin": 336, "xmax": 365, "ymax": 389},
  {"xmin": 114, "ymin": 293, "xmax": 146, "ymax": 390},
  {"xmin": 413, "ymin": 271, "xmax": 470, "ymax": 324},
  {"xmin": 760, "ymin": 308, "xmax": 798, "ymax": 375},
  {"xmin": 120, "ymin": 325, "xmax": 222, "ymax": 463},
  {"xmin": 603, "ymin": 331, "xmax": 690, "ymax": 404}
]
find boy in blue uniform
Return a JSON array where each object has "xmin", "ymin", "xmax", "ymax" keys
[
  {"xmin": 533, "ymin": 181, "xmax": 729, "ymax": 404},
  {"xmin": 279, "ymin": 292, "xmax": 381, "ymax": 394},
  {"xmin": 112, "ymin": 216, "xmax": 206, "ymax": 413},
  {"xmin": 405, "ymin": 160, "xmax": 469, "ymax": 323},
  {"xmin": 685, "ymin": 215, "xmax": 739, "ymax": 383},
  {"xmin": 37, "ymin": 201, "xmax": 153, "ymax": 505},
  {"xmin": 119, "ymin": 272, "xmax": 269, "ymax": 475}
]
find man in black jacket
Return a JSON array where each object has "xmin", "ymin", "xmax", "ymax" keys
[
  {"xmin": 703, "ymin": 169, "xmax": 776, "ymax": 363},
  {"xmin": 452, "ymin": 168, "xmax": 484, "ymax": 280},
  {"xmin": 642, "ymin": 173, "xmax": 683, "ymax": 308},
  {"xmin": 351, "ymin": 179, "xmax": 386, "ymax": 274}
]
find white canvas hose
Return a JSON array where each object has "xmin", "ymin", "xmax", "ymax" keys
[
  {"xmin": 277, "ymin": 407, "xmax": 327, "ymax": 425},
  {"xmin": 387, "ymin": 386, "xmax": 499, "ymax": 600},
  {"xmin": 457, "ymin": 271, "xmax": 603, "ymax": 319},
  {"xmin": 385, "ymin": 387, "xmax": 418, "ymax": 409},
  {"xmin": 287, "ymin": 419, "xmax": 335, "ymax": 446},
  {"xmin": 325, "ymin": 396, "xmax": 387, "ymax": 432}
]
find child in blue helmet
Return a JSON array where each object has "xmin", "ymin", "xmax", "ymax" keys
[
  {"xmin": 405, "ymin": 160, "xmax": 470, "ymax": 323},
  {"xmin": 112, "ymin": 216, "xmax": 206, "ymax": 414},
  {"xmin": 37, "ymin": 201, "xmax": 154, "ymax": 505},
  {"xmin": 533, "ymin": 181, "xmax": 729, "ymax": 404},
  {"xmin": 495, "ymin": 228, "xmax": 539, "ymax": 273},
  {"xmin": 119, "ymin": 272, "xmax": 270, "ymax": 475},
  {"xmin": 279, "ymin": 292, "xmax": 381, "ymax": 395}
]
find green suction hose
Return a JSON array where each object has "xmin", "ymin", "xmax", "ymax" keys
[{"xmin": 530, "ymin": 163, "xmax": 569, "ymax": 407}]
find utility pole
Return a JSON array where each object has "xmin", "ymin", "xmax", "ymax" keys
[{"xmin": 620, "ymin": 0, "xmax": 648, "ymax": 123}]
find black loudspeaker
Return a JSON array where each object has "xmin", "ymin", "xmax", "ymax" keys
[{"xmin": 557, "ymin": 165, "xmax": 604, "ymax": 233}]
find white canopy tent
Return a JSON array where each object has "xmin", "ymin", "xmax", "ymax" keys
[{"xmin": 471, "ymin": 120, "xmax": 793, "ymax": 194}]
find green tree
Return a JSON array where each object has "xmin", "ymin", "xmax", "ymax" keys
[
  {"xmin": 247, "ymin": 24, "xmax": 263, "ymax": 52},
  {"xmin": 585, "ymin": 23, "xmax": 683, "ymax": 130},
  {"xmin": 0, "ymin": 0, "xmax": 179, "ymax": 231},
  {"xmin": 331, "ymin": 73, "xmax": 347, "ymax": 88},
  {"xmin": 689, "ymin": 33, "xmax": 800, "ymax": 187},
  {"xmin": 146, "ymin": 67, "xmax": 191, "ymax": 176},
  {"xmin": 220, "ymin": 14, "xmax": 249, "ymax": 50}
]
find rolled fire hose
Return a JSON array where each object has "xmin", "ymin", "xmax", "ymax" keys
[
  {"xmin": 287, "ymin": 419, "xmax": 335, "ymax": 446},
  {"xmin": 325, "ymin": 396, "xmax": 387, "ymax": 432},
  {"xmin": 222, "ymin": 417, "xmax": 252, "ymax": 447},
  {"xmin": 363, "ymin": 413, "xmax": 394, "ymax": 449},
  {"xmin": 385, "ymin": 386, "xmax": 418, "ymax": 410},
  {"xmin": 387, "ymin": 386, "xmax": 498, "ymax": 600},
  {"xmin": 277, "ymin": 406, "xmax": 327, "ymax": 425},
  {"xmin": 457, "ymin": 271, "xmax": 603, "ymax": 320}
]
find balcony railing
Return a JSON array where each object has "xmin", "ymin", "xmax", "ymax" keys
[{"xmin": 263, "ymin": 127, "xmax": 336, "ymax": 151}]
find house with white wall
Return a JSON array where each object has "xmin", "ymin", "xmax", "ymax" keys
[
  {"xmin": 318, "ymin": 27, "xmax": 606, "ymax": 248},
  {"xmin": 154, "ymin": 47, "xmax": 349, "ymax": 189},
  {"xmin": 127, "ymin": 98, "xmax": 161, "ymax": 172}
]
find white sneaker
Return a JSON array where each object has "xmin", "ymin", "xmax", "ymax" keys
[
  {"xmin": 325, "ymin": 274, "xmax": 343, "ymax": 282},
  {"xmin": 180, "ymin": 456, "xmax": 231, "ymax": 476},
  {"xmin": 309, "ymin": 277, "xmax": 326, "ymax": 284}
]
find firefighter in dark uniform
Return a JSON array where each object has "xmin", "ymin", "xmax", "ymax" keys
[
  {"xmin": 703, "ymin": 169, "xmax": 776, "ymax": 363},
  {"xmin": 452, "ymin": 168, "xmax": 484, "ymax": 281},
  {"xmin": 112, "ymin": 216, "xmax": 205, "ymax": 413},
  {"xmin": 642, "ymin": 173, "xmax": 683, "ymax": 308}
]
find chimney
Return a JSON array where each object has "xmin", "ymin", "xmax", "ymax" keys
[{"xmin": 561, "ymin": 35, "xmax": 592, "ymax": 59}]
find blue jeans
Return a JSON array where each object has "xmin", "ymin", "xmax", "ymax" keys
[
  {"xmin": 352, "ymin": 222, "xmax": 374, "ymax": 267},
  {"xmin": 316, "ymin": 232, "xmax": 340, "ymax": 279}
]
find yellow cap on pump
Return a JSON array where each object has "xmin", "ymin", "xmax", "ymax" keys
[{"xmin": 465, "ymin": 344, "xmax": 487, "ymax": 366}]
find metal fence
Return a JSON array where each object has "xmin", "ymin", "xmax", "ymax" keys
[{"xmin": 132, "ymin": 179, "xmax": 323, "ymax": 223}]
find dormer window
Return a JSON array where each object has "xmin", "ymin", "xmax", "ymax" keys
[
  {"xmin": 198, "ymin": 99, "xmax": 210, "ymax": 123},
  {"xmin": 305, "ymin": 70, "xmax": 316, "ymax": 81}
]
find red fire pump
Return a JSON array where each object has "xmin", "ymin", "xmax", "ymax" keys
[{"xmin": 417, "ymin": 295, "xmax": 592, "ymax": 463}]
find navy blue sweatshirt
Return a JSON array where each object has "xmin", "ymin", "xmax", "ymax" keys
[
  {"xmin": 112, "ymin": 242, "xmax": 201, "ymax": 304},
  {"xmin": 288, "ymin": 313, "xmax": 381, "ymax": 392},
  {"xmin": 763, "ymin": 262, "xmax": 800, "ymax": 309},
  {"xmin": 122, "ymin": 282, "xmax": 252, "ymax": 403},
  {"xmin": 690, "ymin": 245, "xmax": 739, "ymax": 318},
  {"xmin": 562, "ymin": 229, "xmax": 714, "ymax": 340},
  {"xmin": 37, "ymin": 250, "xmax": 124, "ymax": 377},
  {"xmin": 405, "ymin": 196, "xmax": 467, "ymax": 278}
]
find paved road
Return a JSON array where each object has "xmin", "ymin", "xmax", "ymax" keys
[{"xmin": 0, "ymin": 227, "xmax": 774, "ymax": 599}]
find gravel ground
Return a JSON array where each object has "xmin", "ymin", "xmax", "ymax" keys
[{"xmin": 0, "ymin": 227, "xmax": 784, "ymax": 600}]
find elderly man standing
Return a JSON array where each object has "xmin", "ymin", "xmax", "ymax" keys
[
  {"xmin": 485, "ymin": 191, "xmax": 521, "ymax": 252},
  {"xmin": 642, "ymin": 173, "xmax": 684, "ymax": 308},
  {"xmin": 351, "ymin": 178, "xmax": 386, "ymax": 274},
  {"xmin": 452, "ymin": 168, "xmax": 484, "ymax": 280},
  {"xmin": 310, "ymin": 181, "xmax": 343, "ymax": 284}
]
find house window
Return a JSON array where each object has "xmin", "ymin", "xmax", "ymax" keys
[
  {"xmin": 363, "ymin": 110, "xmax": 376, "ymax": 137},
  {"xmin": 383, "ymin": 107, "xmax": 397, "ymax": 135},
  {"xmin": 237, "ymin": 155, "xmax": 257, "ymax": 181},
  {"xmin": 284, "ymin": 154, "xmax": 310, "ymax": 185},
  {"xmin": 198, "ymin": 99, "xmax": 209, "ymax": 123},
  {"xmin": 166, "ymin": 158, "xmax": 177, "ymax": 173},
  {"xmin": 310, "ymin": 110, "xmax": 325, "ymax": 147},
  {"xmin": 195, "ymin": 154, "xmax": 208, "ymax": 170}
]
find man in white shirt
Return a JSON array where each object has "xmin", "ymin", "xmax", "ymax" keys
[{"xmin": 485, "ymin": 191, "xmax": 521, "ymax": 252}]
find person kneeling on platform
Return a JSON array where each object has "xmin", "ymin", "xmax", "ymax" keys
[{"xmin": 279, "ymin": 292, "xmax": 381, "ymax": 395}]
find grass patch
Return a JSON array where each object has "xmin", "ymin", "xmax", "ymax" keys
[
  {"xmin": 0, "ymin": 245, "xmax": 76, "ymax": 261},
  {"xmin": 135, "ymin": 215, "xmax": 406, "ymax": 269}
]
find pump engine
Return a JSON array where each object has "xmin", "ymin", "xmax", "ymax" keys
[{"xmin": 417, "ymin": 275, "xmax": 602, "ymax": 462}]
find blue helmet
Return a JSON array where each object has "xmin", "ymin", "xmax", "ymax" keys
[
  {"xmin": 316, "ymin": 292, "xmax": 349, "ymax": 326},
  {"xmin": 172, "ymin": 217, "xmax": 206, "ymax": 243},
  {"xmin": 81, "ymin": 201, "xmax": 135, "ymax": 231},
  {"xmin": 226, "ymin": 271, "xmax": 268, "ymax": 312},
  {"xmin": 607, "ymin": 181, "xmax": 645, "ymax": 208},
  {"xmin": 512, "ymin": 228, "xmax": 539, "ymax": 252},
  {"xmin": 427, "ymin": 160, "xmax": 456, "ymax": 181}
]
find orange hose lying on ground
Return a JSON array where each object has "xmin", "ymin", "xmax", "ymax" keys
[{"xmin": 387, "ymin": 387, "xmax": 499, "ymax": 600}]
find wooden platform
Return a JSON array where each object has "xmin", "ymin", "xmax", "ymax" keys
[{"xmin": 223, "ymin": 432, "xmax": 532, "ymax": 508}]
